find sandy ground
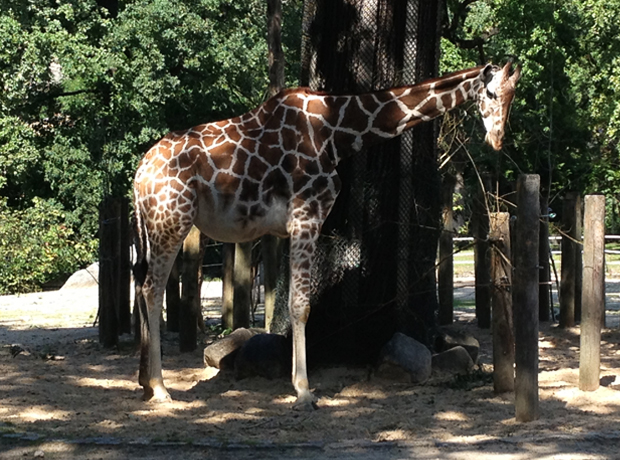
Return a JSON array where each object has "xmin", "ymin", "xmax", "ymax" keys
[{"xmin": 1, "ymin": 279, "xmax": 620, "ymax": 459}]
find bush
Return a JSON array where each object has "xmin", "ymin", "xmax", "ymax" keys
[{"xmin": 0, "ymin": 198, "xmax": 96, "ymax": 295}]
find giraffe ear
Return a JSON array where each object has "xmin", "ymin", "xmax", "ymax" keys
[
  {"xmin": 509, "ymin": 65, "xmax": 522, "ymax": 86},
  {"xmin": 482, "ymin": 64, "xmax": 494, "ymax": 85}
]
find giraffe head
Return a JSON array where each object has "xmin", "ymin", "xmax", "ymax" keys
[{"xmin": 477, "ymin": 61, "xmax": 521, "ymax": 151}]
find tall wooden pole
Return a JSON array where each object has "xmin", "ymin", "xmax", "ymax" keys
[
  {"xmin": 166, "ymin": 252, "xmax": 181, "ymax": 332},
  {"xmin": 560, "ymin": 192, "xmax": 578, "ymax": 328},
  {"xmin": 180, "ymin": 226, "xmax": 202, "ymax": 352},
  {"xmin": 513, "ymin": 174, "xmax": 540, "ymax": 422},
  {"xmin": 490, "ymin": 212, "xmax": 514, "ymax": 393},
  {"xmin": 438, "ymin": 174, "xmax": 455, "ymax": 325},
  {"xmin": 473, "ymin": 175, "xmax": 492, "ymax": 329},
  {"xmin": 221, "ymin": 243, "xmax": 235, "ymax": 329},
  {"xmin": 579, "ymin": 195, "xmax": 606, "ymax": 391},
  {"xmin": 233, "ymin": 242, "xmax": 253, "ymax": 329},
  {"xmin": 538, "ymin": 190, "xmax": 551, "ymax": 322},
  {"xmin": 98, "ymin": 197, "xmax": 121, "ymax": 348}
]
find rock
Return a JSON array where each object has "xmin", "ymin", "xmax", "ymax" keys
[
  {"xmin": 432, "ymin": 346, "xmax": 475, "ymax": 376},
  {"xmin": 435, "ymin": 328, "xmax": 480, "ymax": 364},
  {"xmin": 234, "ymin": 333, "xmax": 291, "ymax": 380},
  {"xmin": 203, "ymin": 328, "xmax": 258, "ymax": 370},
  {"xmin": 376, "ymin": 333, "xmax": 432, "ymax": 384},
  {"xmin": 61, "ymin": 263, "xmax": 99, "ymax": 290}
]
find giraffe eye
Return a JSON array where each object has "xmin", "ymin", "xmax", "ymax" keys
[{"xmin": 486, "ymin": 89, "xmax": 497, "ymax": 100}]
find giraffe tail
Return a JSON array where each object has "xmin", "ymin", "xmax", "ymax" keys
[{"xmin": 132, "ymin": 190, "xmax": 149, "ymax": 288}]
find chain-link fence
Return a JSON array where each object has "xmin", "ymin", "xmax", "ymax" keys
[{"xmin": 273, "ymin": 0, "xmax": 443, "ymax": 364}]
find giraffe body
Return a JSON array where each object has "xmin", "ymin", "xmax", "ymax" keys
[{"xmin": 133, "ymin": 63, "xmax": 520, "ymax": 408}]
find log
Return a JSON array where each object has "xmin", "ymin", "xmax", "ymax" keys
[
  {"xmin": 513, "ymin": 174, "xmax": 540, "ymax": 422},
  {"xmin": 579, "ymin": 195, "xmax": 606, "ymax": 391},
  {"xmin": 490, "ymin": 212, "xmax": 514, "ymax": 393}
]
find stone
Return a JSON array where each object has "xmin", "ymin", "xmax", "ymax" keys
[
  {"xmin": 435, "ymin": 327, "xmax": 480, "ymax": 364},
  {"xmin": 203, "ymin": 328, "xmax": 258, "ymax": 370},
  {"xmin": 234, "ymin": 333, "xmax": 291, "ymax": 380},
  {"xmin": 432, "ymin": 345, "xmax": 475, "ymax": 376},
  {"xmin": 376, "ymin": 332, "xmax": 432, "ymax": 384},
  {"xmin": 61, "ymin": 262, "xmax": 99, "ymax": 290}
]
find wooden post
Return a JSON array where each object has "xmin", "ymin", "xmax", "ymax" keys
[
  {"xmin": 166, "ymin": 252, "xmax": 181, "ymax": 332},
  {"xmin": 438, "ymin": 174, "xmax": 455, "ymax": 325},
  {"xmin": 490, "ymin": 212, "xmax": 514, "ymax": 393},
  {"xmin": 560, "ymin": 192, "xmax": 578, "ymax": 328},
  {"xmin": 179, "ymin": 226, "xmax": 201, "ymax": 352},
  {"xmin": 233, "ymin": 242, "xmax": 253, "ymax": 329},
  {"xmin": 538, "ymin": 190, "xmax": 551, "ymax": 322},
  {"xmin": 98, "ymin": 196, "xmax": 121, "ymax": 348},
  {"xmin": 118, "ymin": 196, "xmax": 132, "ymax": 334},
  {"xmin": 473, "ymin": 175, "xmax": 492, "ymax": 328},
  {"xmin": 262, "ymin": 235, "xmax": 281, "ymax": 332},
  {"xmin": 574, "ymin": 195, "xmax": 583, "ymax": 322},
  {"xmin": 221, "ymin": 243, "xmax": 235, "ymax": 329},
  {"xmin": 579, "ymin": 195, "xmax": 606, "ymax": 391},
  {"xmin": 513, "ymin": 174, "xmax": 540, "ymax": 422}
]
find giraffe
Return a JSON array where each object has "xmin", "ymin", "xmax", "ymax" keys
[{"xmin": 133, "ymin": 62, "xmax": 520, "ymax": 409}]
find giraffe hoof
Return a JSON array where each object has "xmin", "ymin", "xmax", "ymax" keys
[
  {"xmin": 142, "ymin": 386, "xmax": 172, "ymax": 403},
  {"xmin": 292, "ymin": 395, "xmax": 318, "ymax": 411}
]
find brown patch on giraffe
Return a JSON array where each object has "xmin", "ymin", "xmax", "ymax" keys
[
  {"xmin": 263, "ymin": 168, "xmax": 290, "ymax": 200},
  {"xmin": 307, "ymin": 98, "xmax": 329, "ymax": 118},
  {"xmin": 249, "ymin": 203, "xmax": 267, "ymax": 218},
  {"xmin": 462, "ymin": 81, "xmax": 471, "ymax": 93},
  {"xmin": 292, "ymin": 175, "xmax": 312, "ymax": 195},
  {"xmin": 227, "ymin": 126, "xmax": 242, "ymax": 143},
  {"xmin": 299, "ymin": 157, "xmax": 320, "ymax": 176},
  {"xmin": 281, "ymin": 127, "xmax": 299, "ymax": 152},
  {"xmin": 280, "ymin": 154, "xmax": 298, "ymax": 173},
  {"xmin": 239, "ymin": 179, "xmax": 260, "ymax": 203},
  {"xmin": 340, "ymin": 101, "xmax": 369, "ymax": 133},
  {"xmin": 196, "ymin": 158, "xmax": 214, "ymax": 183},
  {"xmin": 283, "ymin": 93, "xmax": 304, "ymax": 110},
  {"xmin": 284, "ymin": 108, "xmax": 298, "ymax": 126},
  {"xmin": 232, "ymin": 150, "xmax": 248, "ymax": 176},
  {"xmin": 247, "ymin": 156, "xmax": 269, "ymax": 180},
  {"xmin": 261, "ymin": 146, "xmax": 284, "ymax": 167},
  {"xmin": 210, "ymin": 149, "xmax": 234, "ymax": 171},
  {"xmin": 375, "ymin": 102, "xmax": 408, "ymax": 133},
  {"xmin": 214, "ymin": 172, "xmax": 241, "ymax": 195}
]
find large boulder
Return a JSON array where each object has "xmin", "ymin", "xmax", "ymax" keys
[
  {"xmin": 234, "ymin": 333, "xmax": 291, "ymax": 380},
  {"xmin": 203, "ymin": 328, "xmax": 259, "ymax": 370},
  {"xmin": 376, "ymin": 332, "xmax": 432, "ymax": 384},
  {"xmin": 435, "ymin": 327, "xmax": 480, "ymax": 364},
  {"xmin": 61, "ymin": 262, "xmax": 99, "ymax": 290}
]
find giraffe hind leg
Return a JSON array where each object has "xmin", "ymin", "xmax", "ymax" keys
[{"xmin": 138, "ymin": 224, "xmax": 194, "ymax": 402}]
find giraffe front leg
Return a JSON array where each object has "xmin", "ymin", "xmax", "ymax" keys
[{"xmin": 289, "ymin": 222, "xmax": 319, "ymax": 411}]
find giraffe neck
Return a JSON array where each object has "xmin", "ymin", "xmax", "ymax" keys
[{"xmin": 299, "ymin": 66, "xmax": 486, "ymax": 161}]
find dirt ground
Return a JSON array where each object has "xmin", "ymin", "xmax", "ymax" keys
[{"xmin": 1, "ymin": 281, "xmax": 620, "ymax": 459}]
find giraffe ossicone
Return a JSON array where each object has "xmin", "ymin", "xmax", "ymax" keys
[{"xmin": 133, "ymin": 62, "xmax": 520, "ymax": 409}]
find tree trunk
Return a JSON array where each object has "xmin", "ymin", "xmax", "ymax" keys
[
  {"xmin": 473, "ymin": 175, "xmax": 492, "ymax": 329},
  {"xmin": 166, "ymin": 252, "xmax": 181, "ymax": 332},
  {"xmin": 221, "ymin": 243, "xmax": 235, "ymax": 329},
  {"xmin": 538, "ymin": 188, "xmax": 551, "ymax": 322},
  {"xmin": 98, "ymin": 197, "xmax": 121, "ymax": 348}
]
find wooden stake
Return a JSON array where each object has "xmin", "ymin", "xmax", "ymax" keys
[
  {"xmin": 490, "ymin": 212, "xmax": 514, "ymax": 393},
  {"xmin": 579, "ymin": 195, "xmax": 606, "ymax": 391},
  {"xmin": 221, "ymin": 243, "xmax": 235, "ymax": 329},
  {"xmin": 560, "ymin": 192, "xmax": 579, "ymax": 328},
  {"xmin": 513, "ymin": 174, "xmax": 540, "ymax": 422},
  {"xmin": 180, "ymin": 226, "xmax": 202, "ymax": 352}
]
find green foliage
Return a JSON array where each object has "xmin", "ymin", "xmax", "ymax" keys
[
  {"xmin": 0, "ymin": 198, "xmax": 96, "ymax": 294},
  {"xmin": 441, "ymin": 0, "xmax": 620, "ymax": 229},
  {"xmin": 0, "ymin": 0, "xmax": 301, "ymax": 293}
]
